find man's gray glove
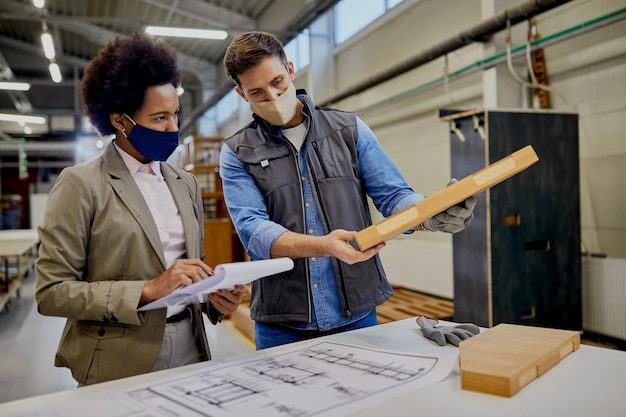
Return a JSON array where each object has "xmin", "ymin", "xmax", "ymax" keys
[
  {"xmin": 416, "ymin": 315, "xmax": 480, "ymax": 347},
  {"xmin": 421, "ymin": 178, "xmax": 476, "ymax": 233}
]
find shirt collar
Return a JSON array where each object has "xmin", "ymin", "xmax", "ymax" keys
[{"xmin": 113, "ymin": 140, "xmax": 164, "ymax": 180}]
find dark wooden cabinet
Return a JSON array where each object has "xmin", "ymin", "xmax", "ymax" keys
[{"xmin": 442, "ymin": 109, "xmax": 581, "ymax": 330}]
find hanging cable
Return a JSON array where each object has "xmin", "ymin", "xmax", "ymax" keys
[
  {"xmin": 441, "ymin": 53, "xmax": 460, "ymax": 105},
  {"xmin": 505, "ymin": 19, "xmax": 530, "ymax": 86},
  {"xmin": 526, "ymin": 22, "xmax": 544, "ymax": 108},
  {"xmin": 443, "ymin": 54, "xmax": 450, "ymax": 96},
  {"xmin": 505, "ymin": 19, "xmax": 569, "ymax": 108}
]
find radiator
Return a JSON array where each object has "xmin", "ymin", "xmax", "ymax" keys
[{"xmin": 582, "ymin": 257, "xmax": 626, "ymax": 341}]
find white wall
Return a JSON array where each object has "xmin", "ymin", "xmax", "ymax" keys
[
  {"xmin": 211, "ymin": 0, "xmax": 626, "ymax": 297},
  {"xmin": 29, "ymin": 193, "xmax": 47, "ymax": 230}
]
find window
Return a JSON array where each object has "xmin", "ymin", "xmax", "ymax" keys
[
  {"xmin": 284, "ymin": 29, "xmax": 310, "ymax": 72},
  {"xmin": 216, "ymin": 89, "xmax": 240, "ymax": 124},
  {"xmin": 334, "ymin": 0, "xmax": 404, "ymax": 45}
]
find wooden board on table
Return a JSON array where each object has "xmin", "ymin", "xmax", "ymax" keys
[
  {"xmin": 354, "ymin": 145, "xmax": 539, "ymax": 251},
  {"xmin": 459, "ymin": 323, "xmax": 580, "ymax": 397}
]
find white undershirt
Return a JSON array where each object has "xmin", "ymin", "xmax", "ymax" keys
[
  {"xmin": 282, "ymin": 122, "xmax": 307, "ymax": 151},
  {"xmin": 114, "ymin": 142, "xmax": 186, "ymax": 316}
]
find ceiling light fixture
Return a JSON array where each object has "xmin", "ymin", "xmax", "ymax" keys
[
  {"xmin": 48, "ymin": 63, "xmax": 62, "ymax": 83},
  {"xmin": 0, "ymin": 82, "xmax": 31, "ymax": 91},
  {"xmin": 0, "ymin": 113, "xmax": 46, "ymax": 124},
  {"xmin": 145, "ymin": 26, "xmax": 228, "ymax": 40},
  {"xmin": 33, "ymin": 0, "xmax": 45, "ymax": 8},
  {"xmin": 41, "ymin": 32, "xmax": 56, "ymax": 59}
]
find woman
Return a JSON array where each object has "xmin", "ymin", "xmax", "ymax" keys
[{"xmin": 36, "ymin": 31, "xmax": 246, "ymax": 385}]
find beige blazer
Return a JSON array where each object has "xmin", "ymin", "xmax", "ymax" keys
[{"xmin": 36, "ymin": 142, "xmax": 218, "ymax": 385}]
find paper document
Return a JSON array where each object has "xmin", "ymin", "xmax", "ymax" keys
[
  {"xmin": 137, "ymin": 257, "xmax": 294, "ymax": 312},
  {"xmin": 8, "ymin": 338, "xmax": 457, "ymax": 417}
]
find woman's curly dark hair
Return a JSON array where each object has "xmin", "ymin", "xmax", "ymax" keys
[{"xmin": 80, "ymin": 31, "xmax": 180, "ymax": 136}]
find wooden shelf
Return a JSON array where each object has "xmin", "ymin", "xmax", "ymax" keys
[
  {"xmin": 0, "ymin": 256, "xmax": 36, "ymax": 281},
  {"xmin": 182, "ymin": 135, "xmax": 244, "ymax": 265},
  {"xmin": 192, "ymin": 164, "xmax": 220, "ymax": 171},
  {"xmin": 202, "ymin": 191, "xmax": 223, "ymax": 199},
  {"xmin": 0, "ymin": 230, "xmax": 39, "ymax": 314},
  {"xmin": 0, "ymin": 278, "xmax": 22, "ymax": 313}
]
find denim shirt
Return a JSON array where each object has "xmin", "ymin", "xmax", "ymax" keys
[{"xmin": 220, "ymin": 114, "xmax": 425, "ymax": 331}]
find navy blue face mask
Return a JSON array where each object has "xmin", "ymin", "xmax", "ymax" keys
[{"xmin": 123, "ymin": 113, "xmax": 179, "ymax": 161}]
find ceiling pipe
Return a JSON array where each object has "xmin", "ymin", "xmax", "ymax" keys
[
  {"xmin": 356, "ymin": 7, "xmax": 626, "ymax": 116},
  {"xmin": 319, "ymin": 0, "xmax": 573, "ymax": 107}
]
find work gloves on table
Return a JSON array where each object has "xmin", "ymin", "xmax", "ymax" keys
[
  {"xmin": 416, "ymin": 315, "xmax": 480, "ymax": 347},
  {"xmin": 420, "ymin": 178, "xmax": 477, "ymax": 233}
]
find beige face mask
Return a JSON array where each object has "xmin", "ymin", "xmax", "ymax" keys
[{"xmin": 249, "ymin": 82, "xmax": 298, "ymax": 126}]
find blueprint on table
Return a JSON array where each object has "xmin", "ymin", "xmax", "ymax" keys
[{"xmin": 9, "ymin": 340, "xmax": 457, "ymax": 417}]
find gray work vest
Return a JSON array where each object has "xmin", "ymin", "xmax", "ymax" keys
[{"xmin": 225, "ymin": 91, "xmax": 392, "ymax": 323}]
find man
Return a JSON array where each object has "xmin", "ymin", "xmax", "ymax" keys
[
  {"xmin": 36, "ymin": 32, "xmax": 246, "ymax": 385},
  {"xmin": 220, "ymin": 31, "xmax": 475, "ymax": 350}
]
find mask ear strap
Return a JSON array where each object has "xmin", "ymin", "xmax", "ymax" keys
[{"xmin": 123, "ymin": 113, "xmax": 137, "ymax": 126}]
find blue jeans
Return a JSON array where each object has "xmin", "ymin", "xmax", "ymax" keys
[{"xmin": 254, "ymin": 310, "xmax": 378, "ymax": 350}]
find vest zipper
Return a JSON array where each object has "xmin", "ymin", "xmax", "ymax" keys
[
  {"xmin": 311, "ymin": 142, "xmax": 329, "ymax": 178},
  {"xmin": 283, "ymin": 134, "xmax": 313, "ymax": 324},
  {"xmin": 307, "ymin": 146, "xmax": 352, "ymax": 319}
]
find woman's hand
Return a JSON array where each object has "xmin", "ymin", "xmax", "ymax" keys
[
  {"xmin": 207, "ymin": 284, "xmax": 249, "ymax": 315},
  {"xmin": 140, "ymin": 259, "xmax": 213, "ymax": 303}
]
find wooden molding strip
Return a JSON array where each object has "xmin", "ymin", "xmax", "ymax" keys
[{"xmin": 354, "ymin": 145, "xmax": 539, "ymax": 251}]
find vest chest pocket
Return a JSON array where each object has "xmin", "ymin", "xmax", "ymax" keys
[
  {"xmin": 237, "ymin": 144, "xmax": 295, "ymax": 190},
  {"xmin": 237, "ymin": 143, "xmax": 290, "ymax": 165}
]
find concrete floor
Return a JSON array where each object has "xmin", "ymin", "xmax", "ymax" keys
[{"xmin": 0, "ymin": 272, "xmax": 254, "ymax": 405}]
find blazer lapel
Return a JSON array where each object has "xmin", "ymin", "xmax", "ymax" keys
[
  {"xmin": 161, "ymin": 163, "xmax": 199, "ymax": 259},
  {"xmin": 103, "ymin": 142, "xmax": 167, "ymax": 268}
]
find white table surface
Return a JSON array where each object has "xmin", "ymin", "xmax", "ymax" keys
[
  {"xmin": 0, "ymin": 229, "xmax": 39, "ymax": 256},
  {"xmin": 0, "ymin": 318, "xmax": 624, "ymax": 416},
  {"xmin": 0, "ymin": 229, "xmax": 38, "ymax": 241}
]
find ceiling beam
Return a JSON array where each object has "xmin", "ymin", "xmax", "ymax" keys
[
  {"xmin": 180, "ymin": 0, "xmax": 342, "ymax": 137},
  {"xmin": 0, "ymin": 35, "xmax": 90, "ymax": 70},
  {"xmin": 0, "ymin": 50, "xmax": 32, "ymax": 112},
  {"xmin": 139, "ymin": 0, "xmax": 256, "ymax": 30},
  {"xmin": 0, "ymin": 0, "xmax": 218, "ymax": 86}
]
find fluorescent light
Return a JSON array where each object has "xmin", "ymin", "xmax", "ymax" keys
[
  {"xmin": 41, "ymin": 32, "xmax": 55, "ymax": 59},
  {"xmin": 33, "ymin": 0, "xmax": 45, "ymax": 8},
  {"xmin": 145, "ymin": 26, "xmax": 227, "ymax": 40},
  {"xmin": 0, "ymin": 82, "xmax": 30, "ymax": 91},
  {"xmin": 0, "ymin": 113, "xmax": 46, "ymax": 124},
  {"xmin": 48, "ymin": 63, "xmax": 62, "ymax": 83}
]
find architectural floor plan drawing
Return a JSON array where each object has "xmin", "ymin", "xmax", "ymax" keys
[
  {"xmin": 125, "ymin": 341, "xmax": 456, "ymax": 417},
  {"xmin": 8, "ymin": 340, "xmax": 457, "ymax": 417}
]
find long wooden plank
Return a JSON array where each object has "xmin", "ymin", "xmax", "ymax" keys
[{"xmin": 355, "ymin": 145, "xmax": 539, "ymax": 251}]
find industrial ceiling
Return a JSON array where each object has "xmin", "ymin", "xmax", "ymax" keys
[{"xmin": 0, "ymin": 0, "xmax": 339, "ymax": 138}]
